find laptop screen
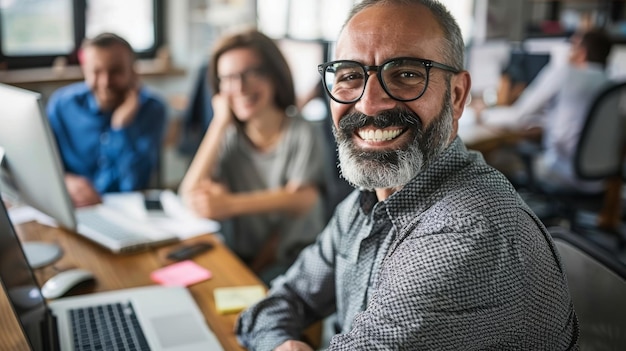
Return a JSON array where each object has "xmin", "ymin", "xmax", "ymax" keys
[{"xmin": 0, "ymin": 198, "xmax": 53, "ymax": 351}]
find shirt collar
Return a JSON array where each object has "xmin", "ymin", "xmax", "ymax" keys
[
  {"xmin": 357, "ymin": 137, "xmax": 471, "ymax": 227},
  {"xmin": 85, "ymin": 92, "xmax": 102, "ymax": 114}
]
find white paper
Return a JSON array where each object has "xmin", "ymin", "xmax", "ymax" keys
[
  {"xmin": 102, "ymin": 191, "xmax": 221, "ymax": 240},
  {"xmin": 159, "ymin": 190, "xmax": 221, "ymax": 239},
  {"xmin": 8, "ymin": 205, "xmax": 58, "ymax": 227}
]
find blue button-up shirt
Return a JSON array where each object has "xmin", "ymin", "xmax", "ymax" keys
[{"xmin": 46, "ymin": 82, "xmax": 167, "ymax": 193}]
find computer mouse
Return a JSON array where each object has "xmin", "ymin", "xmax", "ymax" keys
[{"xmin": 41, "ymin": 268, "xmax": 96, "ymax": 299}]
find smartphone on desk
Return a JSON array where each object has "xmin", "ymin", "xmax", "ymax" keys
[
  {"xmin": 166, "ymin": 242, "xmax": 214, "ymax": 261},
  {"xmin": 143, "ymin": 190, "xmax": 164, "ymax": 213},
  {"xmin": 144, "ymin": 190, "xmax": 163, "ymax": 210}
]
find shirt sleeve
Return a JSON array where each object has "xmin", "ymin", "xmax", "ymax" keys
[
  {"xmin": 549, "ymin": 68, "xmax": 608, "ymax": 158},
  {"xmin": 236, "ymin": 213, "xmax": 340, "ymax": 351},
  {"xmin": 46, "ymin": 92, "xmax": 72, "ymax": 169},
  {"xmin": 95, "ymin": 91, "xmax": 167, "ymax": 192},
  {"xmin": 513, "ymin": 63, "xmax": 567, "ymax": 128}
]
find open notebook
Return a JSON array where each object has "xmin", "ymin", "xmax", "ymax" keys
[{"xmin": 0, "ymin": 197, "xmax": 223, "ymax": 351}]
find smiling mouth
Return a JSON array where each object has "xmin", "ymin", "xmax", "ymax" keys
[{"xmin": 356, "ymin": 127, "xmax": 405, "ymax": 142}]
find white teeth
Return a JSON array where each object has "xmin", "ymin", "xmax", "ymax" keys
[{"xmin": 357, "ymin": 128, "xmax": 402, "ymax": 141}]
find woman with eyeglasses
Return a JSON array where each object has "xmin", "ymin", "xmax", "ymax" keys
[{"xmin": 178, "ymin": 29, "xmax": 329, "ymax": 284}]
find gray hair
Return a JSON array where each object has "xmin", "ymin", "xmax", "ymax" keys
[{"xmin": 343, "ymin": 0, "xmax": 465, "ymax": 71}]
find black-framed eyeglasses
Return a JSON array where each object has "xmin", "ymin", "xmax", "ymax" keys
[
  {"xmin": 218, "ymin": 66, "xmax": 267, "ymax": 90},
  {"xmin": 317, "ymin": 57, "xmax": 460, "ymax": 104}
]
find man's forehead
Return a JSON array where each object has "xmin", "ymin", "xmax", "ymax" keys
[
  {"xmin": 83, "ymin": 45, "xmax": 132, "ymax": 64},
  {"xmin": 335, "ymin": 3, "xmax": 444, "ymax": 59}
]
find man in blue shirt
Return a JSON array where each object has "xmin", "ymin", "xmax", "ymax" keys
[{"xmin": 47, "ymin": 33, "xmax": 167, "ymax": 207}]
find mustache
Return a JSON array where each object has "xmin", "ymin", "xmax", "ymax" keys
[{"xmin": 338, "ymin": 109, "xmax": 423, "ymax": 136}]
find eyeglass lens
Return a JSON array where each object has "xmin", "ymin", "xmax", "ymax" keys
[
  {"xmin": 322, "ymin": 59, "xmax": 429, "ymax": 103},
  {"xmin": 219, "ymin": 67, "xmax": 265, "ymax": 90}
]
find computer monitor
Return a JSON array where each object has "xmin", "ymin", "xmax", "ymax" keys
[{"xmin": 0, "ymin": 83, "xmax": 73, "ymax": 268}]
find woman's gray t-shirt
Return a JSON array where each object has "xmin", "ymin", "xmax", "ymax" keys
[{"xmin": 213, "ymin": 116, "xmax": 329, "ymax": 265}]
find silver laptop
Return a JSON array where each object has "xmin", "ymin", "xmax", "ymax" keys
[
  {"xmin": 0, "ymin": 197, "xmax": 223, "ymax": 351},
  {"xmin": 0, "ymin": 83, "xmax": 178, "ymax": 254}
]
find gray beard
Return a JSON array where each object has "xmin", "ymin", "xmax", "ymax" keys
[{"xmin": 333, "ymin": 90, "xmax": 454, "ymax": 190}]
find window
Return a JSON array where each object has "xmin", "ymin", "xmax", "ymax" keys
[
  {"xmin": 0, "ymin": 0, "xmax": 163, "ymax": 69},
  {"xmin": 439, "ymin": 0, "xmax": 474, "ymax": 44},
  {"xmin": 257, "ymin": 0, "xmax": 356, "ymax": 41},
  {"xmin": 85, "ymin": 0, "xmax": 157, "ymax": 52}
]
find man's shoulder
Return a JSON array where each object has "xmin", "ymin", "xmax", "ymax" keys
[
  {"xmin": 139, "ymin": 86, "xmax": 167, "ymax": 108},
  {"xmin": 402, "ymin": 153, "xmax": 530, "ymax": 236},
  {"xmin": 434, "ymin": 146, "xmax": 519, "ymax": 208},
  {"xmin": 49, "ymin": 82, "xmax": 90, "ymax": 103},
  {"xmin": 389, "ymin": 164, "xmax": 538, "ymax": 263},
  {"xmin": 436, "ymin": 165, "xmax": 523, "ymax": 220}
]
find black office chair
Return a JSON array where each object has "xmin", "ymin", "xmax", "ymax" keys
[
  {"xmin": 549, "ymin": 226, "xmax": 626, "ymax": 350},
  {"xmin": 521, "ymin": 81, "xmax": 626, "ymax": 233},
  {"xmin": 177, "ymin": 63, "xmax": 214, "ymax": 157}
]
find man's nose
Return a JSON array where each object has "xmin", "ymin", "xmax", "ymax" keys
[
  {"xmin": 355, "ymin": 73, "xmax": 397, "ymax": 116},
  {"xmin": 96, "ymin": 73, "xmax": 112, "ymax": 88}
]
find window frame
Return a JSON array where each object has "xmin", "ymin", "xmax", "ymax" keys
[{"xmin": 0, "ymin": 0, "xmax": 164, "ymax": 70}]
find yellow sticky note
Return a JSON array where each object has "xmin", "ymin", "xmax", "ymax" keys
[{"xmin": 213, "ymin": 285, "xmax": 266, "ymax": 314}]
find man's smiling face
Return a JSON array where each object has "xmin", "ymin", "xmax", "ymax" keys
[{"xmin": 330, "ymin": 3, "xmax": 469, "ymax": 189}]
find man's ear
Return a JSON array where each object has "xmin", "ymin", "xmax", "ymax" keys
[
  {"xmin": 77, "ymin": 48, "xmax": 85, "ymax": 66},
  {"xmin": 450, "ymin": 71, "xmax": 471, "ymax": 120}
]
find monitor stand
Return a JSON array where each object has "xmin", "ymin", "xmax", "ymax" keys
[
  {"xmin": 23, "ymin": 242, "xmax": 63, "ymax": 269},
  {"xmin": 0, "ymin": 148, "xmax": 63, "ymax": 269}
]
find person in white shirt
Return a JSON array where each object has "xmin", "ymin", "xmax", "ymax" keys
[{"xmin": 480, "ymin": 28, "xmax": 614, "ymax": 192}]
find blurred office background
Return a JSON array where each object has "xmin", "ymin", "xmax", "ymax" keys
[
  {"xmin": 1, "ymin": 0, "xmax": 626, "ymax": 251},
  {"xmin": 2, "ymin": 3, "xmax": 626, "ymax": 347},
  {"xmin": 1, "ymin": 0, "xmax": 625, "ymax": 107}
]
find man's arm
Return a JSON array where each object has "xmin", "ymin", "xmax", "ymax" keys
[
  {"xmin": 96, "ymin": 91, "xmax": 167, "ymax": 191},
  {"xmin": 47, "ymin": 88, "xmax": 101, "ymax": 206},
  {"xmin": 274, "ymin": 340, "xmax": 314, "ymax": 351},
  {"xmin": 111, "ymin": 75, "xmax": 140, "ymax": 129},
  {"xmin": 64, "ymin": 173, "xmax": 101, "ymax": 207},
  {"xmin": 513, "ymin": 63, "xmax": 568, "ymax": 128},
  {"xmin": 236, "ymin": 214, "xmax": 340, "ymax": 351}
]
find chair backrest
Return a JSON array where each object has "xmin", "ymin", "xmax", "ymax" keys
[
  {"xmin": 549, "ymin": 226, "xmax": 626, "ymax": 349},
  {"xmin": 575, "ymin": 81, "xmax": 626, "ymax": 179},
  {"xmin": 177, "ymin": 63, "xmax": 214, "ymax": 157}
]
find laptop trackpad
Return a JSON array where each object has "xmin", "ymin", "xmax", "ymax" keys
[{"xmin": 151, "ymin": 313, "xmax": 208, "ymax": 348}]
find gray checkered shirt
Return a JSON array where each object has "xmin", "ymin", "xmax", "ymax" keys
[{"xmin": 236, "ymin": 138, "xmax": 579, "ymax": 350}]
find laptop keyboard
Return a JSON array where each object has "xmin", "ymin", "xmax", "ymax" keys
[
  {"xmin": 76, "ymin": 209, "xmax": 144, "ymax": 242},
  {"xmin": 70, "ymin": 302, "xmax": 151, "ymax": 351}
]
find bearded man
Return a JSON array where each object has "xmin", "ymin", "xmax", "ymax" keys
[
  {"xmin": 47, "ymin": 33, "xmax": 167, "ymax": 207},
  {"xmin": 236, "ymin": 1, "xmax": 579, "ymax": 350}
]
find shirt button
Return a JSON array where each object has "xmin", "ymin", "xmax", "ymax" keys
[{"xmin": 100, "ymin": 132, "xmax": 109, "ymax": 144}]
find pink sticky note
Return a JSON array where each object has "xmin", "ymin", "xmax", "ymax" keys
[{"xmin": 150, "ymin": 260, "xmax": 212, "ymax": 287}]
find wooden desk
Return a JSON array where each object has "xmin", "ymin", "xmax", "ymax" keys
[
  {"xmin": 457, "ymin": 106, "xmax": 542, "ymax": 155},
  {"xmin": 0, "ymin": 221, "xmax": 264, "ymax": 351}
]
